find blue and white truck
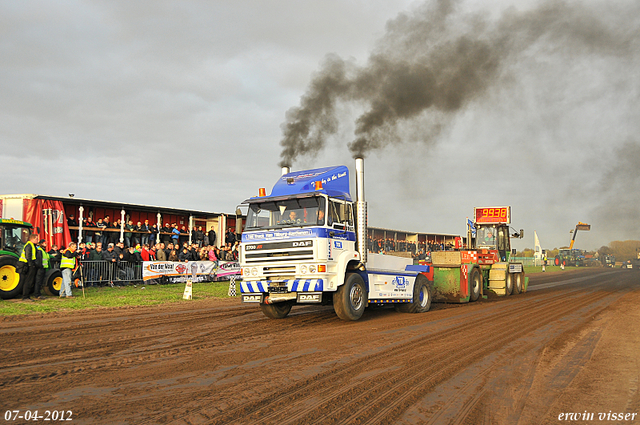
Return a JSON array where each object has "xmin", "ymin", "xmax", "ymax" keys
[{"xmin": 238, "ymin": 158, "xmax": 433, "ymax": 321}]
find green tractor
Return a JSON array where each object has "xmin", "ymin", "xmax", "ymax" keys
[{"xmin": 0, "ymin": 219, "xmax": 63, "ymax": 299}]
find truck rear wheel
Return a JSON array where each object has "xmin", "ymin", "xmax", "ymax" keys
[
  {"xmin": 513, "ymin": 272, "xmax": 523, "ymax": 294},
  {"xmin": 505, "ymin": 272, "xmax": 513, "ymax": 295},
  {"xmin": 397, "ymin": 274, "xmax": 432, "ymax": 313},
  {"xmin": 334, "ymin": 273, "xmax": 367, "ymax": 321},
  {"xmin": 260, "ymin": 301, "xmax": 293, "ymax": 319},
  {"xmin": 0, "ymin": 257, "xmax": 24, "ymax": 300},
  {"xmin": 44, "ymin": 269, "xmax": 63, "ymax": 297},
  {"xmin": 469, "ymin": 268, "xmax": 481, "ymax": 302}
]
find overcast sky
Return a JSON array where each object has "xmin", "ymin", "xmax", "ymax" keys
[{"xmin": 2, "ymin": 0, "xmax": 638, "ymax": 251}]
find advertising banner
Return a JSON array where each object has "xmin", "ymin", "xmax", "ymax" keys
[{"xmin": 142, "ymin": 260, "xmax": 240, "ymax": 283}]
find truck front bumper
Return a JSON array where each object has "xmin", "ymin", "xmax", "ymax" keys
[{"xmin": 241, "ymin": 291, "xmax": 323, "ymax": 304}]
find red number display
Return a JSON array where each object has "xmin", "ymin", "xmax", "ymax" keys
[{"xmin": 474, "ymin": 206, "xmax": 511, "ymax": 224}]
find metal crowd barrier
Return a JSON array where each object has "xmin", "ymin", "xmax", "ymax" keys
[{"xmin": 80, "ymin": 260, "xmax": 143, "ymax": 286}]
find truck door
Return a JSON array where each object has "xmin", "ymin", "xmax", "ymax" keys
[{"xmin": 328, "ymin": 200, "xmax": 354, "ymax": 231}]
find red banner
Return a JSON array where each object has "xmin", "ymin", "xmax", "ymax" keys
[{"xmin": 23, "ymin": 199, "xmax": 72, "ymax": 250}]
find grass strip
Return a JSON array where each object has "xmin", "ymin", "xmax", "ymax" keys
[{"xmin": 0, "ymin": 280, "xmax": 238, "ymax": 316}]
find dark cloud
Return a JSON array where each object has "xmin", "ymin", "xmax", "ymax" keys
[{"xmin": 592, "ymin": 140, "xmax": 640, "ymax": 239}]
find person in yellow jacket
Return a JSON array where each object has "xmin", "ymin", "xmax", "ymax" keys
[
  {"xmin": 60, "ymin": 242, "xmax": 78, "ymax": 298},
  {"xmin": 33, "ymin": 239, "xmax": 49, "ymax": 299},
  {"xmin": 18, "ymin": 233, "xmax": 40, "ymax": 302}
]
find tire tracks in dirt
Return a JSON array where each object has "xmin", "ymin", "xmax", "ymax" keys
[{"xmin": 143, "ymin": 274, "xmax": 620, "ymax": 425}]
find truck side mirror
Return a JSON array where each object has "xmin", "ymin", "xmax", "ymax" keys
[
  {"xmin": 519, "ymin": 229, "xmax": 524, "ymax": 239},
  {"xmin": 511, "ymin": 248, "xmax": 517, "ymax": 256}
]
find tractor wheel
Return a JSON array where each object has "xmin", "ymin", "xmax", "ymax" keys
[
  {"xmin": 0, "ymin": 256, "xmax": 24, "ymax": 300},
  {"xmin": 333, "ymin": 273, "xmax": 367, "ymax": 321},
  {"xmin": 554, "ymin": 256, "xmax": 560, "ymax": 266},
  {"xmin": 44, "ymin": 269, "xmax": 63, "ymax": 297},
  {"xmin": 505, "ymin": 272, "xmax": 513, "ymax": 295},
  {"xmin": 513, "ymin": 272, "xmax": 523, "ymax": 294},
  {"xmin": 469, "ymin": 268, "xmax": 481, "ymax": 302},
  {"xmin": 397, "ymin": 274, "xmax": 433, "ymax": 313},
  {"xmin": 260, "ymin": 301, "xmax": 293, "ymax": 319}
]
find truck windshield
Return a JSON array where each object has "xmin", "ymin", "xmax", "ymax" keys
[
  {"xmin": 245, "ymin": 197, "xmax": 326, "ymax": 230},
  {"xmin": 476, "ymin": 226, "xmax": 497, "ymax": 248}
]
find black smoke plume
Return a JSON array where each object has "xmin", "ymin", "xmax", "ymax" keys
[{"xmin": 278, "ymin": 0, "xmax": 632, "ymax": 167}]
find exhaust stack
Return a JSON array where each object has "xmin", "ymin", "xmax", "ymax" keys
[
  {"xmin": 281, "ymin": 166, "xmax": 291, "ymax": 176},
  {"xmin": 355, "ymin": 158, "xmax": 367, "ymax": 264}
]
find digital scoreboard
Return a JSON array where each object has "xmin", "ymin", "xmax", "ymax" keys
[{"xmin": 474, "ymin": 206, "xmax": 511, "ymax": 224}]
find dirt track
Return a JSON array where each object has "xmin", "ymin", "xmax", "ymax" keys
[{"xmin": 1, "ymin": 269, "xmax": 639, "ymax": 424}]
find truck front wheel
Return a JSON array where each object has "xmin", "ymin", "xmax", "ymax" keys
[
  {"xmin": 0, "ymin": 257, "xmax": 24, "ymax": 300},
  {"xmin": 260, "ymin": 301, "xmax": 293, "ymax": 319},
  {"xmin": 334, "ymin": 273, "xmax": 367, "ymax": 321}
]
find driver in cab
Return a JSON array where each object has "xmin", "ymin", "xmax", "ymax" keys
[
  {"xmin": 288, "ymin": 211, "xmax": 300, "ymax": 223},
  {"xmin": 483, "ymin": 231, "xmax": 494, "ymax": 245},
  {"xmin": 279, "ymin": 210, "xmax": 303, "ymax": 225}
]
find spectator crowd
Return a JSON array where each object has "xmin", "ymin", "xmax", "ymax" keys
[
  {"xmin": 45, "ymin": 216, "xmax": 242, "ymax": 288},
  {"xmin": 66, "ymin": 215, "xmax": 236, "ymax": 248},
  {"xmin": 368, "ymin": 236, "xmax": 456, "ymax": 261}
]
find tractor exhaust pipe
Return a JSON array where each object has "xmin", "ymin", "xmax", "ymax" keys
[{"xmin": 355, "ymin": 158, "xmax": 367, "ymax": 264}]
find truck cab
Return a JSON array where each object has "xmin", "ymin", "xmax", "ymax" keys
[{"xmin": 241, "ymin": 188, "xmax": 358, "ymax": 295}]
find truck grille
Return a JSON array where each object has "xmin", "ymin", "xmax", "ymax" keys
[
  {"xmin": 245, "ymin": 250, "xmax": 313, "ymax": 262},
  {"xmin": 263, "ymin": 265, "xmax": 296, "ymax": 279}
]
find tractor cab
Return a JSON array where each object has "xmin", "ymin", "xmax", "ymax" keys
[
  {"xmin": 0, "ymin": 219, "xmax": 33, "ymax": 256},
  {"xmin": 475, "ymin": 224, "xmax": 511, "ymax": 261}
]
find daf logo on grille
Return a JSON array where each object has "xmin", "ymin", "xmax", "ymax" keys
[{"xmin": 293, "ymin": 241, "xmax": 312, "ymax": 247}]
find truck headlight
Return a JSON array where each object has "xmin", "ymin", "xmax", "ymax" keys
[
  {"xmin": 309, "ymin": 265, "xmax": 317, "ymax": 273},
  {"xmin": 251, "ymin": 267, "xmax": 258, "ymax": 276},
  {"xmin": 300, "ymin": 265, "xmax": 308, "ymax": 274}
]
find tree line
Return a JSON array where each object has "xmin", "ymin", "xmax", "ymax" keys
[{"xmin": 515, "ymin": 240, "xmax": 640, "ymax": 263}]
